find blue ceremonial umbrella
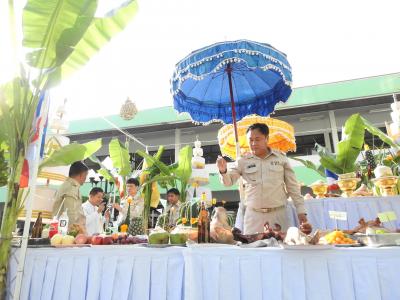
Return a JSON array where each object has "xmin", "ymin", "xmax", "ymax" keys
[{"xmin": 171, "ymin": 39, "xmax": 292, "ymax": 153}]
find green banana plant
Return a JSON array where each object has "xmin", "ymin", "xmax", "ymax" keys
[
  {"xmin": 0, "ymin": 0, "xmax": 138, "ymax": 294},
  {"xmin": 316, "ymin": 113, "xmax": 365, "ymax": 174},
  {"xmin": 361, "ymin": 116, "xmax": 399, "ymax": 149},
  {"xmin": 137, "ymin": 145, "xmax": 193, "ymax": 232}
]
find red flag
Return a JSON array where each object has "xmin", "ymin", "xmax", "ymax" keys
[{"xmin": 19, "ymin": 159, "xmax": 29, "ymax": 188}]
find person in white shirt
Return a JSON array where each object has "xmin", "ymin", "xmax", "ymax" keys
[
  {"xmin": 165, "ymin": 188, "xmax": 181, "ymax": 225},
  {"xmin": 82, "ymin": 187, "xmax": 109, "ymax": 235}
]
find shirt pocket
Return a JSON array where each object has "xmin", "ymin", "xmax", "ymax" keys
[
  {"xmin": 243, "ymin": 164, "xmax": 260, "ymax": 184},
  {"xmin": 266, "ymin": 164, "xmax": 284, "ymax": 182}
]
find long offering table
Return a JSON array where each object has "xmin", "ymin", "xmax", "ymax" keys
[
  {"xmin": 7, "ymin": 245, "xmax": 400, "ymax": 300},
  {"xmin": 286, "ymin": 195, "xmax": 400, "ymax": 230}
]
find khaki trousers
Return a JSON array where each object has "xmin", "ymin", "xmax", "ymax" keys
[{"xmin": 243, "ymin": 206, "xmax": 289, "ymax": 235}]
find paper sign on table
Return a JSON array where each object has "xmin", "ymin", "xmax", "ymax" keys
[
  {"xmin": 377, "ymin": 211, "xmax": 397, "ymax": 223},
  {"xmin": 329, "ymin": 211, "xmax": 347, "ymax": 221}
]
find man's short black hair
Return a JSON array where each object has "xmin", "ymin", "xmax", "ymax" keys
[
  {"xmin": 126, "ymin": 178, "xmax": 140, "ymax": 186},
  {"xmin": 246, "ymin": 123, "xmax": 269, "ymax": 137},
  {"xmin": 167, "ymin": 188, "xmax": 180, "ymax": 196},
  {"xmin": 69, "ymin": 161, "xmax": 89, "ymax": 177},
  {"xmin": 90, "ymin": 187, "xmax": 104, "ymax": 196}
]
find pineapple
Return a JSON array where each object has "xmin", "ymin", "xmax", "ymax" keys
[
  {"xmin": 364, "ymin": 144, "xmax": 376, "ymax": 179},
  {"xmin": 128, "ymin": 217, "xmax": 145, "ymax": 236}
]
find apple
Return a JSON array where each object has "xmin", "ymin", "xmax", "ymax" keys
[
  {"xmin": 102, "ymin": 236, "xmax": 113, "ymax": 245},
  {"xmin": 75, "ymin": 234, "xmax": 87, "ymax": 245},
  {"xmin": 91, "ymin": 235, "xmax": 103, "ymax": 245},
  {"xmin": 126, "ymin": 236, "xmax": 135, "ymax": 244}
]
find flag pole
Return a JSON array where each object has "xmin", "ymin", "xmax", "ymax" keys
[{"xmin": 13, "ymin": 94, "xmax": 49, "ymax": 300}]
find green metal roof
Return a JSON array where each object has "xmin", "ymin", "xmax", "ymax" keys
[
  {"xmin": 277, "ymin": 72, "xmax": 400, "ymax": 109},
  {"xmin": 68, "ymin": 106, "xmax": 191, "ymax": 135},
  {"xmin": 67, "ymin": 73, "xmax": 400, "ymax": 135}
]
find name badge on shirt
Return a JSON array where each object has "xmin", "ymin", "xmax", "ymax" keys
[
  {"xmin": 270, "ymin": 161, "xmax": 282, "ymax": 166},
  {"xmin": 245, "ymin": 164, "xmax": 258, "ymax": 174}
]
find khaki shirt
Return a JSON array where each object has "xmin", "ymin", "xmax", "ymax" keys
[
  {"xmin": 220, "ymin": 149, "xmax": 306, "ymax": 214},
  {"xmin": 52, "ymin": 177, "xmax": 86, "ymax": 228}
]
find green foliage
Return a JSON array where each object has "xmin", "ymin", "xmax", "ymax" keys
[
  {"xmin": 317, "ymin": 114, "xmax": 365, "ymax": 174},
  {"xmin": 39, "ymin": 139, "xmax": 102, "ymax": 168},
  {"xmin": 172, "ymin": 146, "xmax": 193, "ymax": 202},
  {"xmin": 361, "ymin": 116, "xmax": 399, "ymax": 149},
  {"xmin": 0, "ymin": 1, "xmax": 138, "ymax": 293},
  {"xmin": 0, "ymin": 150, "xmax": 8, "ymax": 187},
  {"xmin": 291, "ymin": 157, "xmax": 325, "ymax": 177},
  {"xmin": 109, "ymin": 138, "xmax": 131, "ymax": 176}
]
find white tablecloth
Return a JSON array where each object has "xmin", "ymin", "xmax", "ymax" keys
[
  {"xmin": 8, "ymin": 245, "xmax": 400, "ymax": 300},
  {"xmin": 288, "ymin": 196, "xmax": 400, "ymax": 230},
  {"xmin": 184, "ymin": 246, "xmax": 400, "ymax": 300},
  {"xmin": 7, "ymin": 246, "xmax": 185, "ymax": 300}
]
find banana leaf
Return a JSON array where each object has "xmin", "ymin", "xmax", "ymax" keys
[
  {"xmin": 109, "ymin": 138, "xmax": 131, "ymax": 177},
  {"xmin": 315, "ymin": 143, "xmax": 342, "ymax": 175},
  {"xmin": 88, "ymin": 155, "xmax": 115, "ymax": 183},
  {"xmin": 136, "ymin": 149, "xmax": 171, "ymax": 177},
  {"xmin": 47, "ymin": 0, "xmax": 138, "ymax": 86},
  {"xmin": 40, "ymin": 138, "xmax": 102, "ymax": 168},
  {"xmin": 291, "ymin": 157, "xmax": 325, "ymax": 177},
  {"xmin": 23, "ymin": 0, "xmax": 98, "ymax": 68},
  {"xmin": 141, "ymin": 175, "xmax": 178, "ymax": 187},
  {"xmin": 173, "ymin": 146, "xmax": 192, "ymax": 201},
  {"xmin": 335, "ymin": 113, "xmax": 365, "ymax": 173},
  {"xmin": 361, "ymin": 116, "xmax": 399, "ymax": 149},
  {"xmin": 316, "ymin": 114, "xmax": 365, "ymax": 174}
]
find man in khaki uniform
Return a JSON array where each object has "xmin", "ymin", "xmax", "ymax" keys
[
  {"xmin": 217, "ymin": 123, "xmax": 309, "ymax": 234},
  {"xmin": 52, "ymin": 161, "xmax": 88, "ymax": 232}
]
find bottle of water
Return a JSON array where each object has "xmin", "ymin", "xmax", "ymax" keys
[{"xmin": 58, "ymin": 209, "xmax": 69, "ymax": 236}]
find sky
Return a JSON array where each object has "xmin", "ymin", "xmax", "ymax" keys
[{"xmin": 1, "ymin": 0, "xmax": 400, "ymax": 121}]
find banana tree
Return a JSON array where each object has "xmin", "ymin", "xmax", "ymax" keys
[
  {"xmin": 0, "ymin": 0, "xmax": 138, "ymax": 295},
  {"xmin": 297, "ymin": 113, "xmax": 398, "ymax": 177},
  {"xmin": 316, "ymin": 114, "xmax": 365, "ymax": 174},
  {"xmin": 137, "ymin": 145, "xmax": 192, "ymax": 232}
]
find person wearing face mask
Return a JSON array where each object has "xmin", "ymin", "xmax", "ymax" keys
[
  {"xmin": 52, "ymin": 161, "xmax": 89, "ymax": 233},
  {"xmin": 82, "ymin": 187, "xmax": 110, "ymax": 235},
  {"xmin": 217, "ymin": 123, "xmax": 311, "ymax": 235}
]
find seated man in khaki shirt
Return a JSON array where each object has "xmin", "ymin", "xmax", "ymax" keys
[
  {"xmin": 52, "ymin": 161, "xmax": 88, "ymax": 233},
  {"xmin": 217, "ymin": 123, "xmax": 310, "ymax": 234}
]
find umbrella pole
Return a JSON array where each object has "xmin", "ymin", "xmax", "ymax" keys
[{"xmin": 226, "ymin": 63, "xmax": 240, "ymax": 158}]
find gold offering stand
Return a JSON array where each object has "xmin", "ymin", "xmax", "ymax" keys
[
  {"xmin": 372, "ymin": 176, "xmax": 399, "ymax": 196},
  {"xmin": 309, "ymin": 183, "xmax": 328, "ymax": 198},
  {"xmin": 337, "ymin": 177, "xmax": 361, "ymax": 198}
]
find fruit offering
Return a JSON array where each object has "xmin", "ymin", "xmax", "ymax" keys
[
  {"xmin": 324, "ymin": 230, "xmax": 355, "ymax": 245},
  {"xmin": 148, "ymin": 228, "xmax": 170, "ymax": 244}
]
